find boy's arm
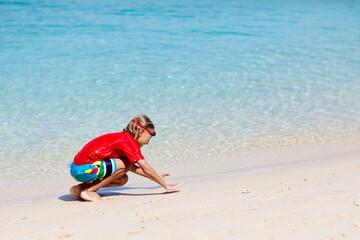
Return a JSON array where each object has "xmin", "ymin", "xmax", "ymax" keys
[
  {"xmin": 134, "ymin": 160, "xmax": 183, "ymax": 190},
  {"xmin": 130, "ymin": 163, "xmax": 148, "ymax": 178},
  {"xmin": 130, "ymin": 164, "xmax": 170, "ymax": 179}
]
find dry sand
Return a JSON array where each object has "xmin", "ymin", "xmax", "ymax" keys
[{"xmin": 1, "ymin": 142, "xmax": 360, "ymax": 240}]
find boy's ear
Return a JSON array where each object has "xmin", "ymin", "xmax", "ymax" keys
[
  {"xmin": 135, "ymin": 129, "xmax": 145, "ymax": 140},
  {"xmin": 138, "ymin": 129, "xmax": 145, "ymax": 135}
]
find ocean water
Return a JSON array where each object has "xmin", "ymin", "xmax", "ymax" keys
[{"xmin": 1, "ymin": 0, "xmax": 359, "ymax": 185}]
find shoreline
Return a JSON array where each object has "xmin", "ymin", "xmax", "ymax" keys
[
  {"xmin": 2, "ymin": 141, "xmax": 359, "ymax": 203},
  {"xmin": 1, "ymin": 140, "xmax": 359, "ymax": 239}
]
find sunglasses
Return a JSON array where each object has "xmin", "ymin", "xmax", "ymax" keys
[{"xmin": 131, "ymin": 120, "xmax": 156, "ymax": 137}]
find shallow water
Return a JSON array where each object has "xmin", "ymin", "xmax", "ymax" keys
[{"xmin": 0, "ymin": 0, "xmax": 359, "ymax": 185}]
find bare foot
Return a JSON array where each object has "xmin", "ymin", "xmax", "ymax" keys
[
  {"xmin": 80, "ymin": 189, "xmax": 102, "ymax": 202},
  {"xmin": 70, "ymin": 184, "xmax": 86, "ymax": 201}
]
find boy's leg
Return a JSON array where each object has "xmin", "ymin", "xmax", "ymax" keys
[
  {"xmin": 102, "ymin": 174, "xmax": 129, "ymax": 188},
  {"xmin": 80, "ymin": 158, "xmax": 131, "ymax": 202},
  {"xmin": 70, "ymin": 183, "xmax": 87, "ymax": 201},
  {"xmin": 71, "ymin": 174, "xmax": 128, "ymax": 200}
]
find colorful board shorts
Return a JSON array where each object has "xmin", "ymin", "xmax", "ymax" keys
[{"xmin": 70, "ymin": 158, "xmax": 118, "ymax": 183}]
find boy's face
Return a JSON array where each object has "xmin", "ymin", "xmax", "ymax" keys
[{"xmin": 136, "ymin": 129, "xmax": 153, "ymax": 148}]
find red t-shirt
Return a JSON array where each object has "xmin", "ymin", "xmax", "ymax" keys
[{"xmin": 73, "ymin": 132, "xmax": 144, "ymax": 165}]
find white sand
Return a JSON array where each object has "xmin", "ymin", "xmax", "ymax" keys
[{"xmin": 1, "ymin": 142, "xmax": 360, "ymax": 240}]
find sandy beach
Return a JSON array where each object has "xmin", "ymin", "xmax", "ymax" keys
[
  {"xmin": 1, "ymin": 142, "xmax": 360, "ymax": 240},
  {"xmin": 2, "ymin": 1, "xmax": 360, "ymax": 239}
]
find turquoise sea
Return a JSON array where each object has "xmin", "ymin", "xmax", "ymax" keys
[{"xmin": 1, "ymin": 0, "xmax": 359, "ymax": 186}]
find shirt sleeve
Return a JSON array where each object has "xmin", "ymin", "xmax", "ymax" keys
[{"xmin": 120, "ymin": 135, "xmax": 145, "ymax": 163}]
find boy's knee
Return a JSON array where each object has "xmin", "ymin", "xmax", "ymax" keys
[
  {"xmin": 122, "ymin": 174, "xmax": 129, "ymax": 184},
  {"xmin": 115, "ymin": 173, "xmax": 128, "ymax": 186}
]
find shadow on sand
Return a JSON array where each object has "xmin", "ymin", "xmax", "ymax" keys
[{"xmin": 58, "ymin": 186, "xmax": 179, "ymax": 202}]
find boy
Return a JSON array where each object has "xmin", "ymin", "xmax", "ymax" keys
[{"xmin": 70, "ymin": 115, "xmax": 184, "ymax": 201}]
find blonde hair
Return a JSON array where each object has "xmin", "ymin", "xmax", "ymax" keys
[{"xmin": 123, "ymin": 115, "xmax": 155, "ymax": 139}]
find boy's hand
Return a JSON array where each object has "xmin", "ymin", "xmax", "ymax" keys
[
  {"xmin": 165, "ymin": 182, "xmax": 184, "ymax": 191},
  {"xmin": 159, "ymin": 172, "xmax": 171, "ymax": 178}
]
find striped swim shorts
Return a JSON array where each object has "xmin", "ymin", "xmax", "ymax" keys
[{"xmin": 70, "ymin": 158, "xmax": 118, "ymax": 183}]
